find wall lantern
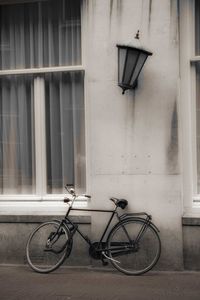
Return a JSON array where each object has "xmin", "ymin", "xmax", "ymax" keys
[{"xmin": 117, "ymin": 42, "xmax": 153, "ymax": 94}]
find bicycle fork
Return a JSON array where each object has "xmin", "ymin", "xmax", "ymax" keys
[{"xmin": 135, "ymin": 215, "xmax": 152, "ymax": 244}]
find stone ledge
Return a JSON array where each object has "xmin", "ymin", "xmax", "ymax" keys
[
  {"xmin": 182, "ymin": 217, "xmax": 200, "ymax": 226},
  {"xmin": 0, "ymin": 215, "xmax": 91, "ymax": 224}
]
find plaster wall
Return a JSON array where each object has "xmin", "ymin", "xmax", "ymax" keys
[{"xmin": 84, "ymin": 0, "xmax": 182, "ymax": 270}]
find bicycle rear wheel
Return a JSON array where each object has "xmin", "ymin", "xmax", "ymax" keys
[
  {"xmin": 26, "ymin": 221, "xmax": 72, "ymax": 273},
  {"xmin": 107, "ymin": 218, "xmax": 161, "ymax": 275}
]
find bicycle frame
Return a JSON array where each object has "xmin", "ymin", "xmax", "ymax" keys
[
  {"xmin": 59, "ymin": 204, "xmax": 154, "ymax": 255},
  {"xmin": 62, "ymin": 205, "xmax": 120, "ymax": 248},
  {"xmin": 61, "ymin": 187, "xmax": 157, "ymax": 256}
]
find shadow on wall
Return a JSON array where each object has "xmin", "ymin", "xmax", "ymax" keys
[{"xmin": 167, "ymin": 101, "xmax": 179, "ymax": 174}]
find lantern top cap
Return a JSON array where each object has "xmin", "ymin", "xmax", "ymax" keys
[{"xmin": 116, "ymin": 44, "xmax": 153, "ymax": 56}]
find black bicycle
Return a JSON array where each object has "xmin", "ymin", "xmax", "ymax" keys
[{"xmin": 26, "ymin": 185, "xmax": 161, "ymax": 275}]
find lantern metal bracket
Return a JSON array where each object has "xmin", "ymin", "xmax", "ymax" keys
[{"xmin": 119, "ymin": 80, "xmax": 138, "ymax": 95}]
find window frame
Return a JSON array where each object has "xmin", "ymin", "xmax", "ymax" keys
[
  {"xmin": 0, "ymin": 0, "xmax": 88, "ymax": 204},
  {"xmin": 179, "ymin": 0, "xmax": 200, "ymax": 214}
]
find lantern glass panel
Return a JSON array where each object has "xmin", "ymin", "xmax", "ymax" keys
[
  {"xmin": 130, "ymin": 52, "xmax": 147, "ymax": 86},
  {"xmin": 118, "ymin": 47, "xmax": 127, "ymax": 83},
  {"xmin": 123, "ymin": 49, "xmax": 140, "ymax": 86}
]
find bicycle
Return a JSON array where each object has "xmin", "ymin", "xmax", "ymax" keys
[{"xmin": 26, "ymin": 185, "xmax": 161, "ymax": 275}]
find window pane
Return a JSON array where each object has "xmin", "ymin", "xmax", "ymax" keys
[
  {"xmin": 195, "ymin": 0, "xmax": 200, "ymax": 55},
  {"xmin": 0, "ymin": 0, "xmax": 81, "ymax": 69},
  {"xmin": 196, "ymin": 63, "xmax": 200, "ymax": 193},
  {"xmin": 45, "ymin": 71, "xmax": 85, "ymax": 194},
  {"xmin": 0, "ymin": 75, "xmax": 35, "ymax": 194}
]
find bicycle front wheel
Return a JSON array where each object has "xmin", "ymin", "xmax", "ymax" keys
[
  {"xmin": 26, "ymin": 221, "xmax": 72, "ymax": 273},
  {"xmin": 107, "ymin": 218, "xmax": 161, "ymax": 275}
]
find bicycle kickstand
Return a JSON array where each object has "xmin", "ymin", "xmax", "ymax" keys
[{"xmin": 101, "ymin": 255, "xmax": 108, "ymax": 266}]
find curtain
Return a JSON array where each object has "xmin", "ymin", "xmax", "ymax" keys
[
  {"xmin": 0, "ymin": 75, "xmax": 35, "ymax": 194},
  {"xmin": 45, "ymin": 71, "xmax": 85, "ymax": 194},
  {"xmin": 196, "ymin": 2, "xmax": 200, "ymax": 192},
  {"xmin": 0, "ymin": 0, "xmax": 81, "ymax": 69}
]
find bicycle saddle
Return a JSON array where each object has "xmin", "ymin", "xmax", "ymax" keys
[{"xmin": 110, "ymin": 198, "xmax": 128, "ymax": 209}]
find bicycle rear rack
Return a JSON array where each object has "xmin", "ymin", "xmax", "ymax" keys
[{"xmin": 120, "ymin": 212, "xmax": 152, "ymax": 220}]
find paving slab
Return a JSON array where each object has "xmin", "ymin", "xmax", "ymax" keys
[{"xmin": 0, "ymin": 265, "xmax": 200, "ymax": 300}]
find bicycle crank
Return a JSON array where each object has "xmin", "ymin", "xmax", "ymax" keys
[{"xmin": 102, "ymin": 251, "xmax": 120, "ymax": 264}]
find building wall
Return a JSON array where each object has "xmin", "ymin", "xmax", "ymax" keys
[{"xmin": 85, "ymin": 0, "xmax": 183, "ymax": 270}]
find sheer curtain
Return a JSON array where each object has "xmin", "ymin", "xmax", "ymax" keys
[
  {"xmin": 196, "ymin": 63, "xmax": 200, "ymax": 193},
  {"xmin": 196, "ymin": 0, "xmax": 200, "ymax": 55},
  {"xmin": 0, "ymin": 76, "xmax": 35, "ymax": 194},
  {"xmin": 0, "ymin": 0, "xmax": 81, "ymax": 69},
  {"xmin": 196, "ymin": 2, "xmax": 200, "ymax": 193}
]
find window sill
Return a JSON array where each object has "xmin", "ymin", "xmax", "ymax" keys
[
  {"xmin": 0, "ymin": 200, "xmax": 88, "ymax": 216},
  {"xmin": 182, "ymin": 214, "xmax": 200, "ymax": 226}
]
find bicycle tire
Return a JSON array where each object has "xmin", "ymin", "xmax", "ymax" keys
[
  {"xmin": 107, "ymin": 218, "xmax": 161, "ymax": 275},
  {"xmin": 26, "ymin": 220, "xmax": 72, "ymax": 273}
]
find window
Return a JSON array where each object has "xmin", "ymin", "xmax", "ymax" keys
[
  {"xmin": 0, "ymin": 0, "xmax": 85, "ymax": 197},
  {"xmin": 179, "ymin": 0, "xmax": 200, "ymax": 212}
]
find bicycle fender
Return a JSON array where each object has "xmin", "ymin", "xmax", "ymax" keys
[{"xmin": 52, "ymin": 219, "xmax": 61, "ymax": 223}]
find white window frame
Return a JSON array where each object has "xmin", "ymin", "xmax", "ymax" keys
[
  {"xmin": 0, "ymin": 0, "xmax": 89, "ymax": 212},
  {"xmin": 180, "ymin": 0, "xmax": 200, "ymax": 215}
]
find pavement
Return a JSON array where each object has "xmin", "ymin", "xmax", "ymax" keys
[{"xmin": 0, "ymin": 265, "xmax": 200, "ymax": 300}]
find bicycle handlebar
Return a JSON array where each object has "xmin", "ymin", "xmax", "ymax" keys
[
  {"xmin": 83, "ymin": 194, "xmax": 91, "ymax": 199},
  {"xmin": 64, "ymin": 184, "xmax": 91, "ymax": 204}
]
